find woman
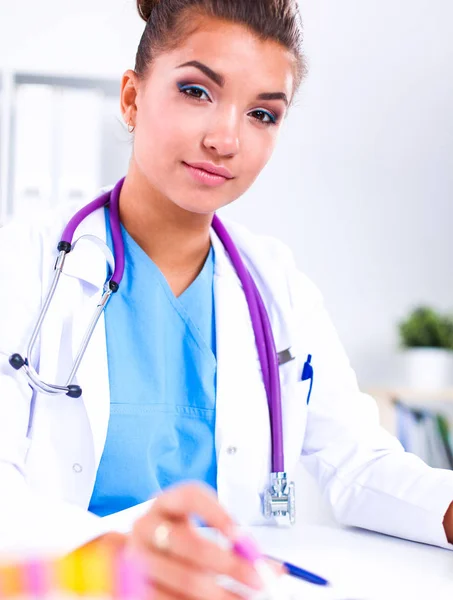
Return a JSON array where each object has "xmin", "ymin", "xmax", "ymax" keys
[{"xmin": 0, "ymin": 0, "xmax": 452, "ymax": 598}]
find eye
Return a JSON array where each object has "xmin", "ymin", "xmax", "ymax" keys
[
  {"xmin": 249, "ymin": 109, "xmax": 278, "ymax": 125},
  {"xmin": 177, "ymin": 83, "xmax": 211, "ymax": 102}
]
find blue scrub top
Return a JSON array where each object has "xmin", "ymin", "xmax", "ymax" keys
[{"xmin": 89, "ymin": 211, "xmax": 217, "ymax": 517}]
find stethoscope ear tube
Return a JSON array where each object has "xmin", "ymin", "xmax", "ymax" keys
[
  {"xmin": 8, "ymin": 251, "xmax": 85, "ymax": 398},
  {"xmin": 9, "ymin": 353, "xmax": 82, "ymax": 398},
  {"xmin": 9, "ymin": 182, "xmax": 126, "ymax": 399},
  {"xmin": 9, "ymin": 249, "xmax": 72, "ymax": 396},
  {"xmin": 9, "ymin": 259, "xmax": 114, "ymax": 398}
]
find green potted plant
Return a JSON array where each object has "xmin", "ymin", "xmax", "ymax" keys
[{"xmin": 398, "ymin": 306, "xmax": 453, "ymax": 389}]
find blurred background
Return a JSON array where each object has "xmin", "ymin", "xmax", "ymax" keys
[{"xmin": 1, "ymin": 0, "xmax": 453, "ymax": 463}]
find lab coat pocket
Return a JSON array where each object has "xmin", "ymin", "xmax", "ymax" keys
[{"xmin": 281, "ymin": 379, "xmax": 310, "ymax": 476}]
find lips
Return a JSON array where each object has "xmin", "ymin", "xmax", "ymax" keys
[{"xmin": 184, "ymin": 161, "xmax": 234, "ymax": 180}]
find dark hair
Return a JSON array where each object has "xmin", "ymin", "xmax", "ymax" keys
[{"xmin": 135, "ymin": 0, "xmax": 306, "ymax": 94}]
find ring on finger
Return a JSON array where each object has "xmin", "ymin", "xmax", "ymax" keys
[{"xmin": 152, "ymin": 521, "xmax": 172, "ymax": 552}]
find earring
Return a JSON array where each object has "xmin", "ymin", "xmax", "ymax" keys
[{"xmin": 128, "ymin": 122, "xmax": 135, "ymax": 134}]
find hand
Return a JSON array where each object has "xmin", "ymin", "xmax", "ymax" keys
[
  {"xmin": 443, "ymin": 501, "xmax": 453, "ymax": 544},
  {"xmin": 127, "ymin": 483, "xmax": 265, "ymax": 599}
]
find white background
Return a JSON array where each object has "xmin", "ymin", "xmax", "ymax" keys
[{"xmin": 1, "ymin": 0, "xmax": 452, "ymax": 387}]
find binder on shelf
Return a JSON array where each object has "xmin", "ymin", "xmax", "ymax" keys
[{"xmin": 396, "ymin": 401, "xmax": 453, "ymax": 470}]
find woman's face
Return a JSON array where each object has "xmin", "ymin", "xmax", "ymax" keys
[{"xmin": 127, "ymin": 15, "xmax": 296, "ymax": 215}]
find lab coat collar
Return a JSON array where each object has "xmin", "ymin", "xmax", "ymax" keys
[{"xmin": 210, "ymin": 225, "xmax": 240, "ymax": 280}]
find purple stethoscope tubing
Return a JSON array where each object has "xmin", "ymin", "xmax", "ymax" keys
[
  {"xmin": 61, "ymin": 178, "xmax": 126, "ymax": 287},
  {"xmin": 211, "ymin": 216, "xmax": 283, "ymax": 474},
  {"xmin": 59, "ymin": 177, "xmax": 284, "ymax": 473}
]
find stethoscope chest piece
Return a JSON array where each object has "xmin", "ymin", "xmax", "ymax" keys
[{"xmin": 264, "ymin": 472, "xmax": 296, "ymax": 525}]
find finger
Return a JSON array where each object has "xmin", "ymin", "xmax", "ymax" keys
[
  {"xmin": 152, "ymin": 483, "xmax": 236, "ymax": 538},
  {"xmin": 134, "ymin": 519, "xmax": 262, "ymax": 590},
  {"xmin": 143, "ymin": 551, "xmax": 246, "ymax": 600}
]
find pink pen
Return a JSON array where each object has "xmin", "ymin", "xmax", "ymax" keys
[{"xmin": 233, "ymin": 536, "xmax": 290, "ymax": 600}]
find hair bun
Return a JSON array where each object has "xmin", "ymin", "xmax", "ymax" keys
[{"xmin": 136, "ymin": 0, "xmax": 160, "ymax": 22}]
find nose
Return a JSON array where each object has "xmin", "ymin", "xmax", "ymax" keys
[{"xmin": 202, "ymin": 106, "xmax": 240, "ymax": 158}]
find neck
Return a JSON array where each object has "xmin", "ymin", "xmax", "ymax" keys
[{"xmin": 118, "ymin": 163, "xmax": 213, "ymax": 295}]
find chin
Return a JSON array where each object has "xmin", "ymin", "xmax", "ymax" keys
[
  {"xmin": 172, "ymin": 194, "xmax": 232, "ymax": 216},
  {"xmin": 175, "ymin": 202, "xmax": 222, "ymax": 216}
]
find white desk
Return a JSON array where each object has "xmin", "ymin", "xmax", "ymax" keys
[
  {"xmin": 243, "ymin": 522, "xmax": 453, "ymax": 600},
  {"xmin": 106, "ymin": 473, "xmax": 453, "ymax": 600}
]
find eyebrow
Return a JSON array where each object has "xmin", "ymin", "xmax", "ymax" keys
[
  {"xmin": 177, "ymin": 60, "xmax": 225, "ymax": 87},
  {"xmin": 257, "ymin": 92, "xmax": 288, "ymax": 106},
  {"xmin": 176, "ymin": 60, "xmax": 289, "ymax": 106}
]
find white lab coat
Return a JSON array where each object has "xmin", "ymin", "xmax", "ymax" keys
[{"xmin": 1, "ymin": 195, "xmax": 453, "ymax": 556}]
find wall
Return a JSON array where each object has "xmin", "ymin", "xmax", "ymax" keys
[
  {"xmin": 1, "ymin": 0, "xmax": 452, "ymax": 386},
  {"xmin": 223, "ymin": 0, "xmax": 453, "ymax": 386},
  {"xmin": 0, "ymin": 0, "xmax": 142, "ymax": 79}
]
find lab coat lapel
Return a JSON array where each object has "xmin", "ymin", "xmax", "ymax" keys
[{"xmin": 211, "ymin": 232, "xmax": 272, "ymax": 525}]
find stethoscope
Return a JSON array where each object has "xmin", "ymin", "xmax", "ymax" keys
[{"xmin": 8, "ymin": 177, "xmax": 307, "ymax": 524}]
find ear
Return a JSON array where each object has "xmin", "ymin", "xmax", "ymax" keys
[{"xmin": 120, "ymin": 69, "xmax": 140, "ymax": 129}]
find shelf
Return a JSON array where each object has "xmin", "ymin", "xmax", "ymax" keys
[
  {"xmin": 365, "ymin": 388, "xmax": 453, "ymax": 436},
  {"xmin": 0, "ymin": 69, "xmax": 128, "ymax": 226}
]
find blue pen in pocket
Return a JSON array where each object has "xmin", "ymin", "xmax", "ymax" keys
[{"xmin": 301, "ymin": 354, "xmax": 314, "ymax": 405}]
